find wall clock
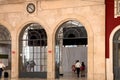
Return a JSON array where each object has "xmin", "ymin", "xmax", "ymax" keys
[{"xmin": 26, "ymin": 3, "xmax": 35, "ymax": 13}]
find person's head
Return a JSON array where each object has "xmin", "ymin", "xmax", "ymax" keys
[
  {"xmin": 82, "ymin": 62, "xmax": 84, "ymax": 64},
  {"xmin": 82, "ymin": 62, "xmax": 85, "ymax": 66},
  {"xmin": 76, "ymin": 60, "xmax": 79, "ymax": 62}
]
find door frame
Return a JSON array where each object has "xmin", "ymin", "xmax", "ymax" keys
[
  {"xmin": 18, "ymin": 23, "xmax": 47, "ymax": 78},
  {"xmin": 53, "ymin": 17, "xmax": 94, "ymax": 80},
  {"xmin": 107, "ymin": 25, "xmax": 120, "ymax": 80}
]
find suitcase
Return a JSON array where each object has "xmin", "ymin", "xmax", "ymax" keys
[{"xmin": 4, "ymin": 72, "xmax": 8, "ymax": 78}]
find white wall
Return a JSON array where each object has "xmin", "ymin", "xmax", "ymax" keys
[{"xmin": 62, "ymin": 46, "xmax": 87, "ymax": 72}]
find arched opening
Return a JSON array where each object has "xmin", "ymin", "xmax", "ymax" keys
[
  {"xmin": 19, "ymin": 23, "xmax": 47, "ymax": 78},
  {"xmin": 0, "ymin": 24, "xmax": 11, "ymax": 77},
  {"xmin": 55, "ymin": 20, "xmax": 87, "ymax": 79},
  {"xmin": 113, "ymin": 29, "xmax": 120, "ymax": 80}
]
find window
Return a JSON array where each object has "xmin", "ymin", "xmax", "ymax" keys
[{"xmin": 114, "ymin": 0, "xmax": 120, "ymax": 18}]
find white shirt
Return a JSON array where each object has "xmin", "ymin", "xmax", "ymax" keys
[
  {"xmin": 0, "ymin": 63, "xmax": 5, "ymax": 68},
  {"xmin": 75, "ymin": 62, "xmax": 81, "ymax": 68}
]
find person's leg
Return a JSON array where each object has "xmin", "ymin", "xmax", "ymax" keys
[
  {"xmin": 81, "ymin": 70, "xmax": 83, "ymax": 77},
  {"xmin": 76, "ymin": 68, "xmax": 80, "ymax": 78},
  {"xmin": 78, "ymin": 68, "xmax": 80, "ymax": 77},
  {"xmin": 0, "ymin": 69, "xmax": 2, "ymax": 78},
  {"xmin": 76, "ymin": 68, "xmax": 78, "ymax": 77},
  {"xmin": 83, "ymin": 70, "xmax": 85, "ymax": 77}
]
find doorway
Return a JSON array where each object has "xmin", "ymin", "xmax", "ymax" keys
[
  {"xmin": 19, "ymin": 23, "xmax": 47, "ymax": 78},
  {"xmin": 113, "ymin": 29, "xmax": 120, "ymax": 80},
  {"xmin": 55, "ymin": 20, "xmax": 88, "ymax": 79},
  {"xmin": 0, "ymin": 25, "xmax": 11, "ymax": 78}
]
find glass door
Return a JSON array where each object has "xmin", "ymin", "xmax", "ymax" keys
[
  {"xmin": 19, "ymin": 23, "xmax": 47, "ymax": 78},
  {"xmin": 113, "ymin": 29, "xmax": 120, "ymax": 80}
]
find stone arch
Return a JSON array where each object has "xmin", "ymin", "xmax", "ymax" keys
[
  {"xmin": 16, "ymin": 19, "xmax": 49, "ymax": 38},
  {"xmin": 18, "ymin": 22, "xmax": 48, "ymax": 78},
  {"xmin": 0, "ymin": 21, "xmax": 12, "ymax": 78},
  {"xmin": 0, "ymin": 20, "xmax": 13, "ymax": 34},
  {"xmin": 14, "ymin": 18, "xmax": 49, "ymax": 78},
  {"xmin": 52, "ymin": 15, "xmax": 94, "ymax": 79},
  {"xmin": 107, "ymin": 25, "xmax": 120, "ymax": 80}
]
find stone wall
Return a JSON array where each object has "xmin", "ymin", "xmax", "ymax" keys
[{"xmin": 0, "ymin": 0, "xmax": 105, "ymax": 80}]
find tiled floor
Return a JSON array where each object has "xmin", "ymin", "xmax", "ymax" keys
[{"xmin": 1, "ymin": 72, "xmax": 87, "ymax": 80}]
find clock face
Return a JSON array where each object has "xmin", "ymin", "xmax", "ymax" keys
[{"xmin": 27, "ymin": 3, "xmax": 35, "ymax": 13}]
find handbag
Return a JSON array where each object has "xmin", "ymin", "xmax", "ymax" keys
[{"xmin": 80, "ymin": 66, "xmax": 85, "ymax": 71}]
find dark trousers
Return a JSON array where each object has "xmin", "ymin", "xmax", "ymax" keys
[
  {"xmin": 0, "ymin": 68, "xmax": 3, "ymax": 78},
  {"xmin": 76, "ymin": 68, "xmax": 80, "ymax": 78}
]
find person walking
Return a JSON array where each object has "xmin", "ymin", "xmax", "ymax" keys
[
  {"xmin": 72, "ymin": 64, "xmax": 76, "ymax": 73},
  {"xmin": 75, "ymin": 60, "xmax": 81, "ymax": 78},
  {"xmin": 80, "ymin": 62, "xmax": 85, "ymax": 77},
  {"xmin": 0, "ymin": 61, "xmax": 5, "ymax": 78}
]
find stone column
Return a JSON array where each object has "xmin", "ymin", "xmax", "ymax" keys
[
  {"xmin": 11, "ymin": 31, "xmax": 19, "ymax": 79},
  {"xmin": 47, "ymin": 33, "xmax": 55, "ymax": 80}
]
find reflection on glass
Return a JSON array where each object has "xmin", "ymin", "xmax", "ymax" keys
[
  {"xmin": 19, "ymin": 23, "xmax": 47, "ymax": 73},
  {"xmin": 118, "ymin": 43, "xmax": 120, "ymax": 67}
]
